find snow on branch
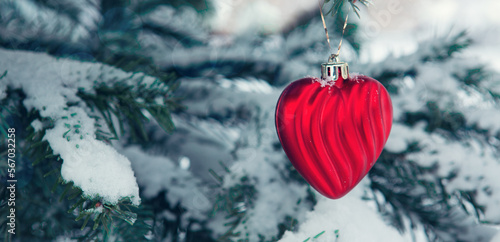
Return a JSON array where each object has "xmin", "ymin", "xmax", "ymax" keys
[
  {"xmin": 120, "ymin": 146, "xmax": 211, "ymax": 220},
  {"xmin": 0, "ymin": 0, "xmax": 99, "ymax": 47},
  {"xmin": 279, "ymin": 186, "xmax": 407, "ymax": 242},
  {"xmin": 0, "ymin": 48, "xmax": 175, "ymax": 206},
  {"xmin": 44, "ymin": 106, "xmax": 140, "ymax": 205}
]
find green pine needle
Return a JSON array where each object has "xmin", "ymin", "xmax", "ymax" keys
[
  {"xmin": 81, "ymin": 215, "xmax": 91, "ymax": 230},
  {"xmin": 0, "ymin": 70, "xmax": 7, "ymax": 79},
  {"xmin": 60, "ymin": 182, "xmax": 74, "ymax": 202},
  {"xmin": 209, "ymin": 169, "xmax": 223, "ymax": 184},
  {"xmin": 67, "ymin": 189, "xmax": 83, "ymax": 200},
  {"xmin": 68, "ymin": 198, "xmax": 86, "ymax": 213},
  {"xmin": 75, "ymin": 213, "xmax": 86, "ymax": 223},
  {"xmin": 314, "ymin": 231, "xmax": 325, "ymax": 239},
  {"xmin": 93, "ymin": 215, "xmax": 101, "ymax": 230},
  {"xmin": 43, "ymin": 169, "xmax": 59, "ymax": 178},
  {"xmin": 325, "ymin": 0, "xmax": 370, "ymax": 18}
]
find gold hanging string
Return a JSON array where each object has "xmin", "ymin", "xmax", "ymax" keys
[
  {"xmin": 318, "ymin": 0, "xmax": 331, "ymax": 51},
  {"xmin": 336, "ymin": 5, "xmax": 350, "ymax": 57},
  {"xmin": 318, "ymin": 1, "xmax": 351, "ymax": 58}
]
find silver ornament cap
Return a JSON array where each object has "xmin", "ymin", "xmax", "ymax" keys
[{"xmin": 321, "ymin": 54, "xmax": 349, "ymax": 82}]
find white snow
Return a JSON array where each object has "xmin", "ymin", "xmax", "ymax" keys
[
  {"xmin": 0, "ymin": 48, "xmax": 141, "ymax": 205},
  {"xmin": 217, "ymin": 77, "xmax": 274, "ymax": 94},
  {"xmin": 0, "ymin": 79, "xmax": 6, "ymax": 99},
  {"xmin": 120, "ymin": 146, "xmax": 211, "ymax": 220},
  {"xmin": 44, "ymin": 110, "xmax": 140, "ymax": 205},
  {"xmin": 492, "ymin": 231, "xmax": 500, "ymax": 242},
  {"xmin": 216, "ymin": 146, "xmax": 310, "ymax": 240},
  {"xmin": 179, "ymin": 156, "xmax": 191, "ymax": 170},
  {"xmin": 405, "ymin": 131, "xmax": 500, "ymax": 222},
  {"xmin": 30, "ymin": 119, "xmax": 43, "ymax": 132},
  {"xmin": 384, "ymin": 123, "xmax": 424, "ymax": 153},
  {"xmin": 357, "ymin": 0, "xmax": 500, "ymax": 71},
  {"xmin": 279, "ymin": 181, "xmax": 408, "ymax": 242},
  {"xmin": 209, "ymin": 0, "xmax": 316, "ymax": 34},
  {"xmin": 0, "ymin": 0, "xmax": 100, "ymax": 45},
  {"xmin": 358, "ymin": 39, "xmax": 500, "ymax": 225},
  {"xmin": 467, "ymin": 109, "xmax": 500, "ymax": 135},
  {"xmin": 84, "ymin": 205, "xmax": 104, "ymax": 214},
  {"xmin": 208, "ymin": 0, "xmax": 500, "ymax": 72},
  {"xmin": 312, "ymin": 76, "xmax": 335, "ymax": 87}
]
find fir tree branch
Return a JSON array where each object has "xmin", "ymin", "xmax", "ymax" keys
[
  {"xmin": 0, "ymin": 85, "xmax": 161, "ymax": 240},
  {"xmin": 210, "ymin": 167, "xmax": 256, "ymax": 242},
  {"xmin": 325, "ymin": 0, "xmax": 370, "ymax": 18},
  {"xmin": 78, "ymin": 75, "xmax": 182, "ymax": 143},
  {"xmin": 421, "ymin": 30, "xmax": 472, "ymax": 62}
]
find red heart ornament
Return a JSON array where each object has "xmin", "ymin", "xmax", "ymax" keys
[{"xmin": 275, "ymin": 75, "xmax": 393, "ymax": 199}]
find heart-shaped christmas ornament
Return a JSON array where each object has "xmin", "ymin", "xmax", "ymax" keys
[{"xmin": 275, "ymin": 55, "xmax": 393, "ymax": 199}]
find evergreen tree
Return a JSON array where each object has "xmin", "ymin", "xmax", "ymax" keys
[{"xmin": 0, "ymin": 0, "xmax": 499, "ymax": 241}]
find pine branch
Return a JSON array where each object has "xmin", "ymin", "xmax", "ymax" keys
[
  {"xmin": 0, "ymin": 85, "xmax": 162, "ymax": 240},
  {"xmin": 324, "ymin": 0, "xmax": 370, "ymax": 18},
  {"xmin": 210, "ymin": 165, "xmax": 257, "ymax": 242},
  {"xmin": 402, "ymin": 102, "xmax": 466, "ymax": 134},
  {"xmin": 24, "ymin": 115, "xmax": 143, "ymax": 239},
  {"xmin": 78, "ymin": 75, "xmax": 181, "ymax": 143},
  {"xmin": 421, "ymin": 31, "xmax": 472, "ymax": 62},
  {"xmin": 369, "ymin": 147, "xmax": 470, "ymax": 241},
  {"xmin": 362, "ymin": 31, "xmax": 473, "ymax": 96},
  {"xmin": 453, "ymin": 66, "xmax": 489, "ymax": 87},
  {"xmin": 0, "ymin": 88, "xmax": 81, "ymax": 240},
  {"xmin": 362, "ymin": 30, "xmax": 499, "ymax": 241}
]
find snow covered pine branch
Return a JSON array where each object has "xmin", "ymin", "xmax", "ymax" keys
[{"xmin": 0, "ymin": 48, "xmax": 177, "ymax": 231}]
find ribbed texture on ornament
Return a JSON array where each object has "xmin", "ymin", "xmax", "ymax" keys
[{"xmin": 275, "ymin": 76, "xmax": 392, "ymax": 199}]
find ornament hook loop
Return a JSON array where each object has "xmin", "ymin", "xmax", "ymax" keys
[
  {"xmin": 321, "ymin": 54, "xmax": 349, "ymax": 82},
  {"xmin": 328, "ymin": 54, "xmax": 339, "ymax": 63}
]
